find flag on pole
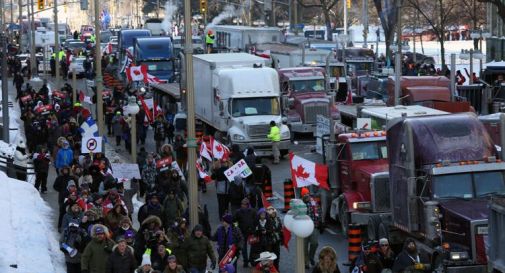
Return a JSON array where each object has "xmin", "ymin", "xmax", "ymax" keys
[
  {"xmin": 211, "ymin": 137, "xmax": 230, "ymax": 160},
  {"xmin": 139, "ymin": 97, "xmax": 153, "ymax": 124},
  {"xmin": 199, "ymin": 140, "xmax": 213, "ymax": 162},
  {"xmin": 119, "ymin": 49, "xmax": 134, "ymax": 73},
  {"xmin": 289, "ymin": 153, "xmax": 329, "ymax": 190},
  {"xmin": 196, "ymin": 159, "xmax": 212, "ymax": 183},
  {"xmin": 79, "ymin": 116, "xmax": 99, "ymax": 137},
  {"xmin": 282, "ymin": 226, "xmax": 291, "ymax": 250},
  {"xmin": 126, "ymin": 65, "xmax": 148, "ymax": 83}
]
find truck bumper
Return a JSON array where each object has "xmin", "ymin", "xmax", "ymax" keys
[
  {"xmin": 234, "ymin": 139, "xmax": 290, "ymax": 156},
  {"xmin": 445, "ymin": 265, "xmax": 487, "ymax": 273},
  {"xmin": 351, "ymin": 212, "xmax": 392, "ymax": 225},
  {"xmin": 290, "ymin": 122, "xmax": 315, "ymax": 134}
]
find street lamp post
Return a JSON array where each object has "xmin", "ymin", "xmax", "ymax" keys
[
  {"xmin": 94, "ymin": 0, "xmax": 104, "ymax": 135},
  {"xmin": 54, "ymin": 0, "xmax": 60, "ymax": 89},
  {"xmin": 124, "ymin": 96, "xmax": 140, "ymax": 162},
  {"xmin": 283, "ymin": 199, "xmax": 315, "ymax": 273}
]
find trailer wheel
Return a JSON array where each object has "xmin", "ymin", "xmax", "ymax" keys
[{"xmin": 339, "ymin": 199, "xmax": 350, "ymax": 236}]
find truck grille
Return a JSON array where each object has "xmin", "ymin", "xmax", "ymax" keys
[
  {"xmin": 303, "ymin": 104, "xmax": 329, "ymax": 124},
  {"xmin": 248, "ymin": 124, "xmax": 271, "ymax": 138},
  {"xmin": 371, "ymin": 176, "xmax": 390, "ymax": 212}
]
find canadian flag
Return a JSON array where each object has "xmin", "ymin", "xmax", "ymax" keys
[
  {"xmin": 139, "ymin": 97, "xmax": 153, "ymax": 124},
  {"xmin": 199, "ymin": 140, "xmax": 213, "ymax": 161},
  {"xmin": 196, "ymin": 159, "xmax": 212, "ymax": 183},
  {"xmin": 289, "ymin": 152, "xmax": 329, "ymax": 190},
  {"xmin": 153, "ymin": 101, "xmax": 163, "ymax": 119},
  {"xmin": 126, "ymin": 65, "xmax": 148, "ymax": 82},
  {"xmin": 211, "ymin": 137, "xmax": 230, "ymax": 160},
  {"xmin": 146, "ymin": 73, "xmax": 163, "ymax": 84}
]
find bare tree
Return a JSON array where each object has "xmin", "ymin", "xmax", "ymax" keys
[
  {"xmin": 296, "ymin": 0, "xmax": 339, "ymax": 40},
  {"xmin": 459, "ymin": 0, "xmax": 486, "ymax": 29},
  {"xmin": 372, "ymin": 0, "xmax": 398, "ymax": 61},
  {"xmin": 406, "ymin": 0, "xmax": 459, "ymax": 67},
  {"xmin": 477, "ymin": 0, "xmax": 505, "ymax": 23}
]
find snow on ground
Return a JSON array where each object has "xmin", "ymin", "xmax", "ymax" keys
[{"xmin": 0, "ymin": 170, "xmax": 65, "ymax": 273}]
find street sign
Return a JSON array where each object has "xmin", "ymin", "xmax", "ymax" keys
[
  {"xmin": 224, "ymin": 159, "xmax": 252, "ymax": 182},
  {"xmin": 81, "ymin": 136, "xmax": 103, "ymax": 153}
]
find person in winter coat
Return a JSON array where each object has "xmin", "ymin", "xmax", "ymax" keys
[
  {"xmin": 151, "ymin": 243, "xmax": 173, "ymax": 271},
  {"xmin": 112, "ymin": 112, "xmax": 123, "ymax": 146},
  {"xmin": 229, "ymin": 176, "xmax": 245, "ymax": 214},
  {"xmin": 134, "ymin": 216, "xmax": 164, "ymax": 263},
  {"xmin": 312, "ymin": 246, "xmax": 341, "ymax": 273},
  {"xmin": 61, "ymin": 221, "xmax": 89, "ymax": 273},
  {"xmin": 57, "ymin": 179, "xmax": 79, "ymax": 231},
  {"xmin": 14, "ymin": 72, "xmax": 24, "ymax": 95},
  {"xmin": 211, "ymin": 160, "xmax": 230, "ymax": 219},
  {"xmin": 33, "ymin": 146, "xmax": 51, "ymax": 193},
  {"xmin": 159, "ymin": 144, "xmax": 176, "ymax": 161},
  {"xmin": 138, "ymin": 193, "xmax": 164, "ymax": 225},
  {"xmin": 56, "ymin": 140, "xmax": 74, "ymax": 171},
  {"xmin": 233, "ymin": 198, "xmax": 257, "ymax": 268},
  {"xmin": 229, "ymin": 144, "xmax": 244, "ymax": 164},
  {"xmin": 117, "ymin": 178, "xmax": 139, "ymax": 219},
  {"xmin": 141, "ymin": 154, "xmax": 157, "ymax": 197},
  {"xmin": 186, "ymin": 224, "xmax": 216, "ymax": 273},
  {"xmin": 392, "ymin": 239, "xmax": 430, "ymax": 273},
  {"xmin": 54, "ymin": 166, "xmax": 75, "ymax": 203},
  {"xmin": 105, "ymin": 203, "xmax": 128, "ymax": 232},
  {"xmin": 81, "ymin": 224, "xmax": 115, "ymax": 273},
  {"xmin": 249, "ymin": 208, "xmax": 269, "ymax": 265},
  {"xmin": 112, "ymin": 217, "xmax": 137, "ymax": 242},
  {"xmin": 212, "ymin": 214, "xmax": 243, "ymax": 267},
  {"xmin": 266, "ymin": 206, "xmax": 282, "ymax": 270},
  {"xmin": 252, "ymin": 252, "xmax": 278, "ymax": 273},
  {"xmin": 354, "ymin": 241, "xmax": 383, "ymax": 273},
  {"xmin": 378, "ymin": 238, "xmax": 395, "ymax": 270},
  {"xmin": 153, "ymin": 115, "xmax": 168, "ymax": 152},
  {"xmin": 161, "ymin": 190, "xmax": 184, "ymax": 230},
  {"xmin": 61, "ymin": 203, "xmax": 84, "ymax": 232},
  {"xmin": 173, "ymin": 135, "xmax": 187, "ymax": 171},
  {"xmin": 106, "ymin": 237, "xmax": 137, "ymax": 273},
  {"xmin": 168, "ymin": 218, "xmax": 189, "ymax": 269},
  {"xmin": 136, "ymin": 254, "xmax": 155, "ymax": 273},
  {"xmin": 163, "ymin": 255, "xmax": 185, "ymax": 273}
]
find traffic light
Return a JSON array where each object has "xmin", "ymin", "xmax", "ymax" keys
[
  {"xmin": 346, "ymin": 0, "xmax": 351, "ymax": 9},
  {"xmin": 37, "ymin": 0, "xmax": 44, "ymax": 10},
  {"xmin": 200, "ymin": 0, "xmax": 207, "ymax": 14}
]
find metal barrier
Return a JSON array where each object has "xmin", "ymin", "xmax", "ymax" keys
[{"xmin": 456, "ymin": 84, "xmax": 487, "ymax": 114}]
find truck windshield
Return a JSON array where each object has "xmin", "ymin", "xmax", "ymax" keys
[
  {"xmin": 350, "ymin": 141, "xmax": 388, "ymax": 160},
  {"xmin": 231, "ymin": 97, "xmax": 280, "ymax": 117},
  {"xmin": 347, "ymin": 62, "xmax": 373, "ymax": 75},
  {"xmin": 432, "ymin": 171, "xmax": 505, "ymax": 199},
  {"xmin": 329, "ymin": 66, "xmax": 344, "ymax": 78},
  {"xmin": 290, "ymin": 79, "xmax": 325, "ymax": 92}
]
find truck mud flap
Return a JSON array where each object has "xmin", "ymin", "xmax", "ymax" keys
[{"xmin": 445, "ymin": 265, "xmax": 487, "ymax": 273}]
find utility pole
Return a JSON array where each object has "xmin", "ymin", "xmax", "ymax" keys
[
  {"xmin": 29, "ymin": 0, "xmax": 36, "ymax": 76},
  {"xmin": 54, "ymin": 0, "xmax": 60, "ymax": 89},
  {"xmin": 94, "ymin": 0, "xmax": 104, "ymax": 135},
  {"xmin": 1, "ymin": 26, "xmax": 10, "ymax": 143},
  {"xmin": 343, "ymin": 0, "xmax": 348, "ymax": 36},
  {"xmin": 18, "ymin": 0, "xmax": 22, "ymax": 52},
  {"xmin": 394, "ymin": 0, "xmax": 402, "ymax": 106},
  {"xmin": 184, "ymin": 0, "xmax": 198, "ymax": 229},
  {"xmin": 362, "ymin": 0, "xmax": 368, "ymax": 48}
]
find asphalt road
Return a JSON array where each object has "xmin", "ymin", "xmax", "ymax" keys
[{"xmin": 29, "ymin": 75, "xmax": 351, "ymax": 273}]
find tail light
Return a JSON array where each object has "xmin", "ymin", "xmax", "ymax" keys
[{"xmin": 475, "ymin": 234, "xmax": 487, "ymax": 264}]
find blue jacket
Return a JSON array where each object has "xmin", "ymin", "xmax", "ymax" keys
[{"xmin": 55, "ymin": 147, "xmax": 74, "ymax": 169}]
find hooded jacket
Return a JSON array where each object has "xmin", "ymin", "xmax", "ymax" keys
[
  {"xmin": 392, "ymin": 239, "xmax": 427, "ymax": 273},
  {"xmin": 185, "ymin": 227, "xmax": 216, "ymax": 270},
  {"xmin": 55, "ymin": 144, "xmax": 74, "ymax": 169},
  {"xmin": 106, "ymin": 244, "xmax": 137, "ymax": 273},
  {"xmin": 81, "ymin": 224, "xmax": 115, "ymax": 273}
]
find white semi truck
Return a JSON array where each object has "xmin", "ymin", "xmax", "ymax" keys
[{"xmin": 193, "ymin": 53, "xmax": 291, "ymax": 156}]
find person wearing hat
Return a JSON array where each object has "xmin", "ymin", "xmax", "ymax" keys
[
  {"xmin": 163, "ymin": 255, "xmax": 185, "ymax": 273},
  {"xmin": 249, "ymin": 208, "xmax": 269, "ymax": 266},
  {"xmin": 81, "ymin": 224, "xmax": 115, "ymax": 273},
  {"xmin": 252, "ymin": 252, "xmax": 278, "ymax": 273},
  {"xmin": 112, "ymin": 111, "xmax": 124, "ymax": 146},
  {"xmin": 150, "ymin": 243, "xmax": 174, "ymax": 272},
  {"xmin": 377, "ymin": 238, "xmax": 395, "ymax": 270},
  {"xmin": 312, "ymin": 246, "xmax": 341, "ymax": 273},
  {"xmin": 153, "ymin": 114, "xmax": 169, "ymax": 152},
  {"xmin": 212, "ymin": 213, "xmax": 243, "ymax": 269},
  {"xmin": 354, "ymin": 241, "xmax": 383, "ymax": 273},
  {"xmin": 266, "ymin": 206, "xmax": 283, "ymax": 270},
  {"xmin": 136, "ymin": 254, "xmax": 155, "ymax": 273},
  {"xmin": 167, "ymin": 218, "xmax": 189, "ymax": 269},
  {"xmin": 138, "ymin": 193, "xmax": 164, "ymax": 225},
  {"xmin": 302, "ymin": 188, "xmax": 322, "ymax": 269},
  {"xmin": 186, "ymin": 224, "xmax": 216, "ymax": 273},
  {"xmin": 55, "ymin": 139, "xmax": 74, "ymax": 171},
  {"xmin": 61, "ymin": 202, "xmax": 83, "ymax": 233},
  {"xmin": 106, "ymin": 236, "xmax": 137, "ymax": 273},
  {"xmin": 232, "ymin": 197, "xmax": 256, "ymax": 268}
]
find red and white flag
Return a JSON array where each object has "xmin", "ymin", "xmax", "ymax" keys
[
  {"xmin": 102, "ymin": 42, "xmax": 113, "ymax": 54},
  {"xmin": 153, "ymin": 100, "xmax": 163, "ymax": 118},
  {"xmin": 211, "ymin": 137, "xmax": 230, "ymax": 160},
  {"xmin": 126, "ymin": 65, "xmax": 148, "ymax": 82},
  {"xmin": 345, "ymin": 89, "xmax": 353, "ymax": 105},
  {"xmin": 146, "ymin": 73, "xmax": 163, "ymax": 84},
  {"xmin": 289, "ymin": 153, "xmax": 329, "ymax": 190},
  {"xmin": 196, "ymin": 159, "xmax": 212, "ymax": 183},
  {"xmin": 139, "ymin": 97, "xmax": 153, "ymax": 124},
  {"xmin": 79, "ymin": 90, "xmax": 85, "ymax": 103},
  {"xmin": 199, "ymin": 140, "xmax": 213, "ymax": 161}
]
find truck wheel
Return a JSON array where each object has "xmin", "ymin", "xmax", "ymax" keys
[{"xmin": 339, "ymin": 199, "xmax": 350, "ymax": 236}]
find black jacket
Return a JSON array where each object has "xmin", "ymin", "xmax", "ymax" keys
[
  {"xmin": 233, "ymin": 207, "xmax": 257, "ymax": 235},
  {"xmin": 106, "ymin": 246, "xmax": 137, "ymax": 273}
]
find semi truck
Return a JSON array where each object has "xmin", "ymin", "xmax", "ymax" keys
[
  {"xmin": 209, "ymin": 25, "xmax": 283, "ymax": 52},
  {"xmin": 133, "ymin": 37, "xmax": 175, "ymax": 82},
  {"xmin": 488, "ymin": 195, "xmax": 505, "ymax": 273},
  {"xmin": 384, "ymin": 113, "xmax": 505, "ymax": 272},
  {"xmin": 329, "ymin": 105, "xmax": 449, "ymax": 235},
  {"xmin": 193, "ymin": 53, "xmax": 290, "ymax": 156},
  {"xmin": 278, "ymin": 66, "xmax": 339, "ymax": 136}
]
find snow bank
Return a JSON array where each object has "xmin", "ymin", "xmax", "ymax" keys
[{"xmin": 0, "ymin": 171, "xmax": 65, "ymax": 273}]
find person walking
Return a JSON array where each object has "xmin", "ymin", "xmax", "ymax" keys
[
  {"xmin": 163, "ymin": 255, "xmax": 185, "ymax": 273},
  {"xmin": 13, "ymin": 72, "xmax": 24, "ymax": 97},
  {"xmin": 205, "ymin": 30, "xmax": 215, "ymax": 54},
  {"xmin": 81, "ymin": 224, "xmax": 115, "ymax": 273},
  {"xmin": 211, "ymin": 160, "xmax": 230, "ymax": 219},
  {"xmin": 106, "ymin": 236, "xmax": 137, "ymax": 273},
  {"xmin": 153, "ymin": 114, "xmax": 168, "ymax": 152},
  {"xmin": 212, "ymin": 214, "xmax": 243, "ymax": 265},
  {"xmin": 302, "ymin": 188, "xmax": 321, "ymax": 269},
  {"xmin": 55, "ymin": 140, "xmax": 74, "ymax": 170},
  {"xmin": 266, "ymin": 206, "xmax": 282, "ymax": 270},
  {"xmin": 33, "ymin": 146, "xmax": 51, "ymax": 193},
  {"xmin": 267, "ymin": 121, "xmax": 280, "ymax": 164},
  {"xmin": 112, "ymin": 112, "xmax": 123, "ymax": 146},
  {"xmin": 252, "ymin": 252, "xmax": 278, "ymax": 273},
  {"xmin": 377, "ymin": 238, "xmax": 395, "ymax": 270},
  {"xmin": 185, "ymin": 224, "xmax": 216, "ymax": 273},
  {"xmin": 233, "ymin": 198, "xmax": 256, "ymax": 268},
  {"xmin": 312, "ymin": 246, "xmax": 341, "ymax": 273}
]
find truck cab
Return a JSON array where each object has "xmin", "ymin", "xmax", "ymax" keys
[
  {"xmin": 279, "ymin": 67, "xmax": 339, "ymax": 135},
  {"xmin": 387, "ymin": 113, "xmax": 505, "ymax": 272},
  {"xmin": 134, "ymin": 37, "xmax": 174, "ymax": 82}
]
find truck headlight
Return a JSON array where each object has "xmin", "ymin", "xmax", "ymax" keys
[
  {"xmin": 282, "ymin": 131, "xmax": 290, "ymax": 139},
  {"xmin": 352, "ymin": 201, "xmax": 371, "ymax": 210},
  {"xmin": 449, "ymin": 251, "xmax": 469, "ymax": 261},
  {"xmin": 232, "ymin": 134, "xmax": 245, "ymax": 141}
]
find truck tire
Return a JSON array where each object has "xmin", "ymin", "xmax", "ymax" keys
[{"xmin": 339, "ymin": 198, "xmax": 350, "ymax": 236}]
